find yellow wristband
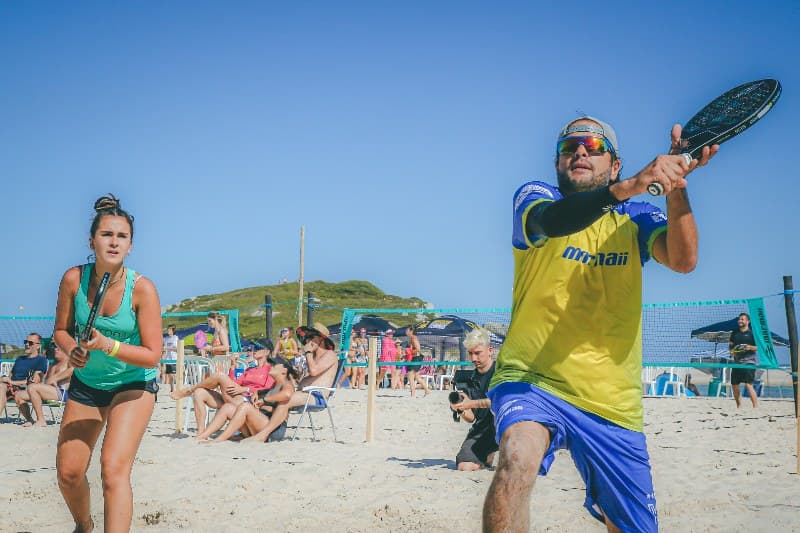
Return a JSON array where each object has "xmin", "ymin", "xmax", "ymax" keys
[{"xmin": 109, "ymin": 340, "xmax": 121, "ymax": 358}]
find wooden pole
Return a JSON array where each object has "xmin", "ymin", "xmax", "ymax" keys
[
  {"xmin": 174, "ymin": 339, "xmax": 185, "ymax": 434},
  {"xmin": 298, "ymin": 226, "xmax": 305, "ymax": 328},
  {"xmin": 782, "ymin": 276, "xmax": 799, "ymax": 474},
  {"xmin": 366, "ymin": 336, "xmax": 378, "ymax": 443},
  {"xmin": 265, "ymin": 294, "xmax": 273, "ymax": 341}
]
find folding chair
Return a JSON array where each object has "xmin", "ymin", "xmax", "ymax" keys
[
  {"xmin": 715, "ymin": 367, "xmax": 733, "ymax": 397},
  {"xmin": 44, "ymin": 385, "xmax": 69, "ymax": 424},
  {"xmin": 290, "ymin": 358, "xmax": 344, "ymax": 442},
  {"xmin": 642, "ymin": 366, "xmax": 658, "ymax": 396}
]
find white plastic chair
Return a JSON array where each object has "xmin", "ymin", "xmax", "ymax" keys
[
  {"xmin": 438, "ymin": 369, "xmax": 455, "ymax": 390},
  {"xmin": 44, "ymin": 385, "xmax": 69, "ymax": 424},
  {"xmin": 290, "ymin": 358, "xmax": 344, "ymax": 442},
  {"xmin": 663, "ymin": 367, "xmax": 685, "ymax": 397},
  {"xmin": 642, "ymin": 366, "xmax": 658, "ymax": 396},
  {"xmin": 715, "ymin": 367, "xmax": 733, "ymax": 397},
  {"xmin": 181, "ymin": 357, "xmax": 215, "ymax": 433}
]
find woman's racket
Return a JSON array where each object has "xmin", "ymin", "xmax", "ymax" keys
[
  {"xmin": 81, "ymin": 272, "xmax": 110, "ymax": 342},
  {"xmin": 648, "ymin": 78, "xmax": 782, "ymax": 196}
]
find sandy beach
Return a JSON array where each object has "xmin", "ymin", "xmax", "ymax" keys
[{"xmin": 0, "ymin": 389, "xmax": 797, "ymax": 532}]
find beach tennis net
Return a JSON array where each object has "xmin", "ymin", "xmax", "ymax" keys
[{"xmin": 335, "ymin": 296, "xmax": 790, "ymax": 370}]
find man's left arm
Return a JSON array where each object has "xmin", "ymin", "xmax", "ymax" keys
[
  {"xmin": 651, "ymin": 125, "xmax": 719, "ymax": 273},
  {"xmin": 306, "ymin": 351, "xmax": 336, "ymax": 377},
  {"xmin": 651, "ymin": 189, "xmax": 698, "ymax": 274}
]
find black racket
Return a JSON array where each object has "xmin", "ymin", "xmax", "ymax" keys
[
  {"xmin": 648, "ymin": 78, "xmax": 782, "ymax": 195},
  {"xmin": 81, "ymin": 272, "xmax": 110, "ymax": 342}
]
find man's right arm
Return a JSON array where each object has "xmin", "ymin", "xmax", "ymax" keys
[{"xmin": 525, "ymin": 187, "xmax": 620, "ymax": 240}]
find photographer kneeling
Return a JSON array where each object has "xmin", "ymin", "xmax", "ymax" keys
[{"xmin": 449, "ymin": 328, "xmax": 497, "ymax": 471}]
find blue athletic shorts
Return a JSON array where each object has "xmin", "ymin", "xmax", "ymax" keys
[{"xmin": 489, "ymin": 382, "xmax": 658, "ymax": 533}]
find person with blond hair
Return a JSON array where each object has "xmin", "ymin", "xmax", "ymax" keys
[
  {"xmin": 449, "ymin": 328, "xmax": 497, "ymax": 471},
  {"xmin": 200, "ymin": 312, "xmax": 229, "ymax": 357}
]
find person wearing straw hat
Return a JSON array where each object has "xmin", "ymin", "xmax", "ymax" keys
[{"xmin": 244, "ymin": 322, "xmax": 338, "ymax": 443}]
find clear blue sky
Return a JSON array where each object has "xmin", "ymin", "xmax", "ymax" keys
[{"xmin": 1, "ymin": 2, "xmax": 798, "ymax": 332}]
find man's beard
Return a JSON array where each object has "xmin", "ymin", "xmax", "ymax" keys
[{"xmin": 557, "ymin": 167, "xmax": 612, "ymax": 195}]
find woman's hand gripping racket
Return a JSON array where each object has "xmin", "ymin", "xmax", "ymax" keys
[
  {"xmin": 71, "ymin": 272, "xmax": 110, "ymax": 368},
  {"xmin": 648, "ymin": 78, "xmax": 782, "ymax": 196}
]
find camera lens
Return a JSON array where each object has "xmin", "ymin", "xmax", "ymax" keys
[{"xmin": 448, "ymin": 391, "xmax": 461, "ymax": 404}]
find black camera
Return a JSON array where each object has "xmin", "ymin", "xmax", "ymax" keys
[{"xmin": 448, "ymin": 391, "xmax": 463, "ymax": 422}]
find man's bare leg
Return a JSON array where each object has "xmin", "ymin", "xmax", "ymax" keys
[
  {"xmin": 732, "ymin": 385, "xmax": 742, "ymax": 408},
  {"xmin": 744, "ymin": 383, "xmax": 759, "ymax": 407},
  {"xmin": 483, "ymin": 421, "xmax": 550, "ymax": 532}
]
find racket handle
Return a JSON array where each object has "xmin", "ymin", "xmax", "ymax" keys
[{"xmin": 648, "ymin": 153, "xmax": 693, "ymax": 196}]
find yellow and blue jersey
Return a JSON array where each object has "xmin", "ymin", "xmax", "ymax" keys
[{"xmin": 490, "ymin": 181, "xmax": 668, "ymax": 431}]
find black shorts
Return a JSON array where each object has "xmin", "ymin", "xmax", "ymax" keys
[
  {"xmin": 68, "ymin": 374, "xmax": 159, "ymax": 408},
  {"xmin": 164, "ymin": 364, "xmax": 177, "ymax": 374},
  {"xmin": 456, "ymin": 427, "xmax": 498, "ymax": 467},
  {"xmin": 731, "ymin": 368, "xmax": 756, "ymax": 385}
]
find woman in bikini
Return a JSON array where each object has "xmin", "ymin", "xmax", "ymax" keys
[{"xmin": 201, "ymin": 312, "xmax": 230, "ymax": 357}]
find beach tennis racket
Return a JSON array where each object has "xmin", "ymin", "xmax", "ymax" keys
[
  {"xmin": 81, "ymin": 272, "xmax": 110, "ymax": 342},
  {"xmin": 648, "ymin": 78, "xmax": 782, "ymax": 196}
]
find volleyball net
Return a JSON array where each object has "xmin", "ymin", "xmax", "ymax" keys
[
  {"xmin": 0, "ymin": 295, "xmax": 794, "ymax": 370},
  {"xmin": 0, "ymin": 309, "xmax": 242, "ymax": 358},
  {"xmin": 334, "ymin": 296, "xmax": 793, "ymax": 370}
]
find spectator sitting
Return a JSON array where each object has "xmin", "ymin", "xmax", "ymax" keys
[
  {"xmin": 170, "ymin": 339, "xmax": 275, "ymax": 434},
  {"xmin": 198, "ymin": 355, "xmax": 299, "ymax": 443},
  {"xmin": 243, "ymin": 322, "xmax": 339, "ymax": 443},
  {"xmin": 16, "ymin": 343, "xmax": 73, "ymax": 427},
  {"xmin": 0, "ymin": 333, "xmax": 48, "ymax": 420}
]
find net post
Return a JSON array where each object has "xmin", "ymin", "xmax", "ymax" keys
[
  {"xmin": 782, "ymin": 276, "xmax": 799, "ymax": 474},
  {"xmin": 175, "ymin": 339, "xmax": 185, "ymax": 434},
  {"xmin": 366, "ymin": 336, "xmax": 377, "ymax": 443},
  {"xmin": 265, "ymin": 294, "xmax": 273, "ymax": 342}
]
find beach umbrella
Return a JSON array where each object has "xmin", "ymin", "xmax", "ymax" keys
[
  {"xmin": 690, "ymin": 318, "xmax": 790, "ymax": 346},
  {"xmin": 409, "ymin": 314, "xmax": 505, "ymax": 361},
  {"xmin": 327, "ymin": 314, "xmax": 399, "ymax": 336}
]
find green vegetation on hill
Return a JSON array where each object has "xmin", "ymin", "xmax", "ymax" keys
[{"xmin": 164, "ymin": 280, "xmax": 429, "ymax": 341}]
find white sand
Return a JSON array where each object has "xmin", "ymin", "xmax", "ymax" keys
[{"xmin": 0, "ymin": 390, "xmax": 797, "ymax": 532}]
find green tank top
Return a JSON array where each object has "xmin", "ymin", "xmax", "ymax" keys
[{"xmin": 74, "ymin": 264, "xmax": 157, "ymax": 389}]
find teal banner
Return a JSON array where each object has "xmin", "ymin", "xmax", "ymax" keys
[{"xmin": 747, "ymin": 298, "xmax": 779, "ymax": 368}]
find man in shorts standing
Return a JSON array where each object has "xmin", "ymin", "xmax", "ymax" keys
[
  {"xmin": 483, "ymin": 116, "xmax": 718, "ymax": 532},
  {"xmin": 729, "ymin": 313, "xmax": 759, "ymax": 408}
]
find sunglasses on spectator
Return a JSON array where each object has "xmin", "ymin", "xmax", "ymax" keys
[
  {"xmin": 556, "ymin": 135, "xmax": 616, "ymax": 158},
  {"xmin": 24, "ymin": 340, "xmax": 40, "ymax": 346}
]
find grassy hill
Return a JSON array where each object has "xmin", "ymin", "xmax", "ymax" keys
[{"xmin": 164, "ymin": 280, "xmax": 429, "ymax": 341}]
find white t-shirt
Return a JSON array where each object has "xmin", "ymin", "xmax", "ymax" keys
[{"xmin": 163, "ymin": 334, "xmax": 179, "ymax": 361}]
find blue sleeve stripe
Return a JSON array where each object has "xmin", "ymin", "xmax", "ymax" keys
[{"xmin": 645, "ymin": 225, "xmax": 667, "ymax": 264}]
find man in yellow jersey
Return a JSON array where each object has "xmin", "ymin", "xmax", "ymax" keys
[{"xmin": 482, "ymin": 116, "xmax": 718, "ymax": 533}]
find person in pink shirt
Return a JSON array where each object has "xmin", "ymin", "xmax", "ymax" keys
[
  {"xmin": 378, "ymin": 329, "xmax": 397, "ymax": 388},
  {"xmin": 170, "ymin": 340, "xmax": 275, "ymax": 434}
]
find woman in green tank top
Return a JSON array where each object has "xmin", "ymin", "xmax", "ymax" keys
[{"xmin": 53, "ymin": 194, "xmax": 163, "ymax": 533}]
